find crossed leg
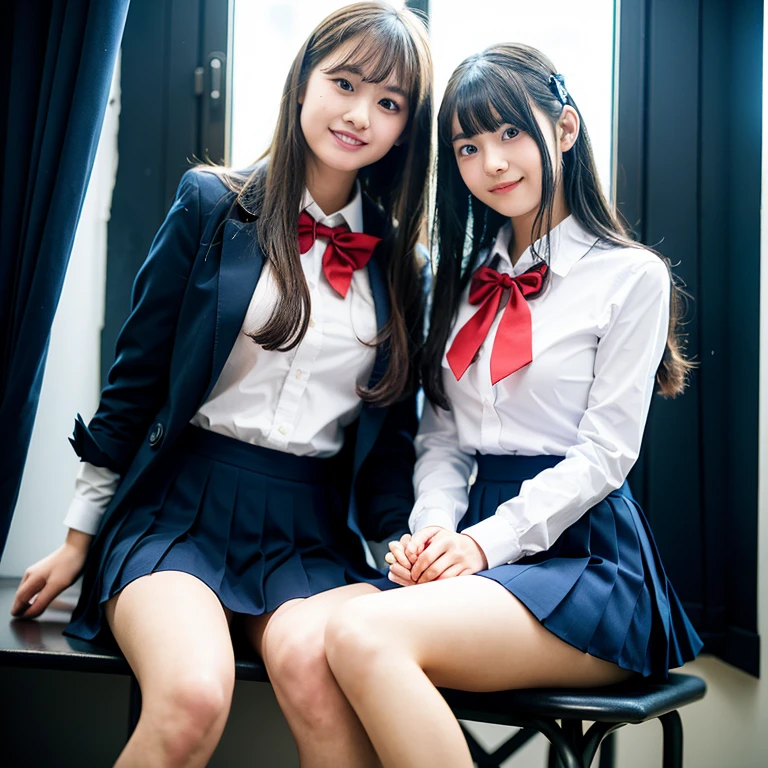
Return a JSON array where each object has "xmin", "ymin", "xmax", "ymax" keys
[
  {"xmin": 325, "ymin": 575, "xmax": 634, "ymax": 768},
  {"xmin": 244, "ymin": 583, "xmax": 383, "ymax": 768},
  {"xmin": 105, "ymin": 571, "xmax": 236, "ymax": 768}
]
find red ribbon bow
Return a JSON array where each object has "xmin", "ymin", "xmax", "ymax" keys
[
  {"xmin": 297, "ymin": 210, "xmax": 381, "ymax": 298},
  {"xmin": 446, "ymin": 263, "xmax": 548, "ymax": 385}
]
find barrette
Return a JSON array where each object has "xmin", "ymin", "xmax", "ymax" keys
[{"xmin": 549, "ymin": 73, "xmax": 569, "ymax": 106}]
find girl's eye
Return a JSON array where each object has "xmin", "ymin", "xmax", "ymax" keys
[
  {"xmin": 335, "ymin": 79, "xmax": 354, "ymax": 92},
  {"xmin": 379, "ymin": 98, "xmax": 400, "ymax": 112},
  {"xmin": 459, "ymin": 145, "xmax": 477, "ymax": 157},
  {"xmin": 502, "ymin": 127, "xmax": 520, "ymax": 140}
]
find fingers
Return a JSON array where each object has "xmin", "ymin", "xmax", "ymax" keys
[
  {"xmin": 405, "ymin": 526, "xmax": 442, "ymax": 563},
  {"xmin": 387, "ymin": 540, "xmax": 412, "ymax": 570},
  {"xmin": 410, "ymin": 536, "xmax": 451, "ymax": 582},
  {"xmin": 11, "ymin": 573, "xmax": 46, "ymax": 617},
  {"xmin": 21, "ymin": 580, "xmax": 63, "ymax": 619},
  {"xmin": 436, "ymin": 564, "xmax": 469, "ymax": 580},
  {"xmin": 414, "ymin": 550, "xmax": 462, "ymax": 584},
  {"xmin": 387, "ymin": 566, "xmax": 413, "ymax": 588}
]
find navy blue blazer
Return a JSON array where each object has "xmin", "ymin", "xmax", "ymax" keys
[{"xmin": 70, "ymin": 168, "xmax": 419, "ymax": 544}]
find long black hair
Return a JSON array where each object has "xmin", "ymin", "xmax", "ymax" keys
[{"xmin": 424, "ymin": 43, "xmax": 691, "ymax": 409}]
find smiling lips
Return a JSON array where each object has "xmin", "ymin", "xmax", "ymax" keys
[
  {"xmin": 330, "ymin": 129, "xmax": 367, "ymax": 150},
  {"xmin": 490, "ymin": 178, "xmax": 523, "ymax": 194}
]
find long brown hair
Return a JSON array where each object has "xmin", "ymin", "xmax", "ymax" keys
[
  {"xmin": 424, "ymin": 43, "xmax": 692, "ymax": 409},
  {"xmin": 206, "ymin": 2, "xmax": 432, "ymax": 406}
]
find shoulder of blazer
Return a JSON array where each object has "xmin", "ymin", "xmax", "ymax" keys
[{"xmin": 186, "ymin": 168, "xmax": 239, "ymax": 223}]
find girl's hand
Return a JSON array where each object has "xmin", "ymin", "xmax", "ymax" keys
[
  {"xmin": 384, "ymin": 532, "xmax": 416, "ymax": 587},
  {"xmin": 384, "ymin": 526, "xmax": 449, "ymax": 586},
  {"xmin": 11, "ymin": 530, "xmax": 92, "ymax": 619},
  {"xmin": 409, "ymin": 530, "xmax": 488, "ymax": 584}
]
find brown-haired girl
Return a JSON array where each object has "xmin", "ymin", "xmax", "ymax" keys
[
  {"xmin": 323, "ymin": 43, "xmax": 703, "ymax": 768},
  {"xmin": 11, "ymin": 3, "xmax": 432, "ymax": 765}
]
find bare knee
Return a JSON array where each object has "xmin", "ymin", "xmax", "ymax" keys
[
  {"xmin": 143, "ymin": 670, "xmax": 234, "ymax": 766},
  {"xmin": 325, "ymin": 597, "xmax": 392, "ymax": 684},
  {"xmin": 264, "ymin": 617, "xmax": 342, "ymax": 730}
]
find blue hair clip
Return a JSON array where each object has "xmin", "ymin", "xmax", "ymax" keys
[{"xmin": 549, "ymin": 73, "xmax": 569, "ymax": 106}]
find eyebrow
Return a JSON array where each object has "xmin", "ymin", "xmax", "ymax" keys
[
  {"xmin": 452, "ymin": 131, "xmax": 473, "ymax": 142},
  {"xmin": 324, "ymin": 64, "xmax": 408, "ymax": 99}
]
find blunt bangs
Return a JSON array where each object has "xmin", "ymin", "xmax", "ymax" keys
[
  {"xmin": 320, "ymin": 23, "xmax": 422, "ymax": 106},
  {"xmin": 438, "ymin": 60, "xmax": 534, "ymax": 146}
]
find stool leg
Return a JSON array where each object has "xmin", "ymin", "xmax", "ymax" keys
[
  {"xmin": 127, "ymin": 675, "xmax": 141, "ymax": 741},
  {"xmin": 459, "ymin": 724, "xmax": 538, "ymax": 768},
  {"xmin": 598, "ymin": 731, "xmax": 616, "ymax": 768},
  {"xmin": 582, "ymin": 723, "xmax": 621, "ymax": 768},
  {"xmin": 562, "ymin": 719, "xmax": 583, "ymax": 750},
  {"xmin": 547, "ymin": 742, "xmax": 562, "ymax": 768},
  {"xmin": 532, "ymin": 719, "xmax": 583, "ymax": 768},
  {"xmin": 660, "ymin": 711, "xmax": 683, "ymax": 768}
]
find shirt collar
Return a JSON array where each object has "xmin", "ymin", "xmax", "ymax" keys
[
  {"xmin": 300, "ymin": 180, "xmax": 363, "ymax": 234},
  {"xmin": 490, "ymin": 214, "xmax": 600, "ymax": 277}
]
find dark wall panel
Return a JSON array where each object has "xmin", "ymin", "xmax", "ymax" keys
[{"xmin": 617, "ymin": 0, "xmax": 761, "ymax": 676}]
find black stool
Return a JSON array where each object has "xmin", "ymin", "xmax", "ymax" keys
[{"xmin": 442, "ymin": 672, "xmax": 706, "ymax": 768}]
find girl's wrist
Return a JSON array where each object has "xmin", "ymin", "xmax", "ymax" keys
[
  {"xmin": 65, "ymin": 528, "xmax": 93, "ymax": 551},
  {"xmin": 461, "ymin": 533, "xmax": 489, "ymax": 570}
]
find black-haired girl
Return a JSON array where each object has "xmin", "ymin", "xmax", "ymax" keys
[
  {"xmin": 12, "ymin": 3, "xmax": 432, "ymax": 765},
  {"xmin": 324, "ymin": 43, "xmax": 703, "ymax": 768}
]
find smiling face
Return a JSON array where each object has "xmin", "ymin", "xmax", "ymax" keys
[
  {"xmin": 451, "ymin": 106, "xmax": 560, "ymax": 222},
  {"xmin": 299, "ymin": 40, "xmax": 410, "ymax": 179}
]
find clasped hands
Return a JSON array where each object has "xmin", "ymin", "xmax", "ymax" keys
[{"xmin": 384, "ymin": 526, "xmax": 488, "ymax": 587}]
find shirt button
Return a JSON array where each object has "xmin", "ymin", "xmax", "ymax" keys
[
  {"xmin": 309, "ymin": 318, "xmax": 315, "ymax": 328},
  {"xmin": 295, "ymin": 370, "xmax": 303, "ymax": 379},
  {"xmin": 278, "ymin": 425, "xmax": 288, "ymax": 435}
]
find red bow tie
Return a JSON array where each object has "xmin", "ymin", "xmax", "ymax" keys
[
  {"xmin": 297, "ymin": 211, "xmax": 381, "ymax": 298},
  {"xmin": 446, "ymin": 263, "xmax": 547, "ymax": 385}
]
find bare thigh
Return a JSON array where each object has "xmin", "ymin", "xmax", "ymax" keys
[
  {"xmin": 244, "ymin": 583, "xmax": 381, "ymax": 660},
  {"xmin": 105, "ymin": 571, "xmax": 236, "ymax": 699},
  {"xmin": 343, "ymin": 576, "xmax": 633, "ymax": 691}
]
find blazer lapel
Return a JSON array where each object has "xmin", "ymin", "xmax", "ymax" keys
[{"xmin": 206, "ymin": 217, "xmax": 264, "ymax": 399}]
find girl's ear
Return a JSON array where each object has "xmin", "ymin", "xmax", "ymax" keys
[{"xmin": 558, "ymin": 105, "xmax": 580, "ymax": 153}]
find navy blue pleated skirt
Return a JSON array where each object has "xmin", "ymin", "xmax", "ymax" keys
[
  {"xmin": 464, "ymin": 455, "xmax": 703, "ymax": 678},
  {"xmin": 65, "ymin": 426, "xmax": 384, "ymax": 646}
]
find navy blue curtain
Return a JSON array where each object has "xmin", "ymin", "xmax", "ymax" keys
[{"xmin": 0, "ymin": 0, "xmax": 130, "ymax": 556}]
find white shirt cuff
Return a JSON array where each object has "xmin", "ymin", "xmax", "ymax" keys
[
  {"xmin": 410, "ymin": 507, "xmax": 457, "ymax": 533},
  {"xmin": 63, "ymin": 496, "xmax": 107, "ymax": 536},
  {"xmin": 461, "ymin": 515, "xmax": 524, "ymax": 569}
]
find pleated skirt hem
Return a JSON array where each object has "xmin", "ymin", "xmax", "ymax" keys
[
  {"xmin": 64, "ymin": 427, "xmax": 384, "ymax": 647},
  {"xmin": 462, "ymin": 455, "xmax": 703, "ymax": 679}
]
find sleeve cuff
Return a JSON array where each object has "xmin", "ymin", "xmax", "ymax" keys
[
  {"xmin": 63, "ymin": 496, "xmax": 107, "ymax": 536},
  {"xmin": 409, "ymin": 507, "xmax": 457, "ymax": 533},
  {"xmin": 461, "ymin": 515, "xmax": 523, "ymax": 569}
]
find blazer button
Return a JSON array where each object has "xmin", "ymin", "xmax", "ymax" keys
[{"xmin": 148, "ymin": 422, "xmax": 164, "ymax": 448}]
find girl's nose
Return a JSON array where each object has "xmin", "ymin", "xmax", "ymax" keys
[
  {"xmin": 484, "ymin": 152, "xmax": 509, "ymax": 176},
  {"xmin": 343, "ymin": 102, "xmax": 370, "ymax": 131}
]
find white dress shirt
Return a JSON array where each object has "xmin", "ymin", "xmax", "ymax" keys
[
  {"xmin": 410, "ymin": 215, "xmax": 671, "ymax": 569},
  {"xmin": 64, "ymin": 184, "xmax": 378, "ymax": 535}
]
